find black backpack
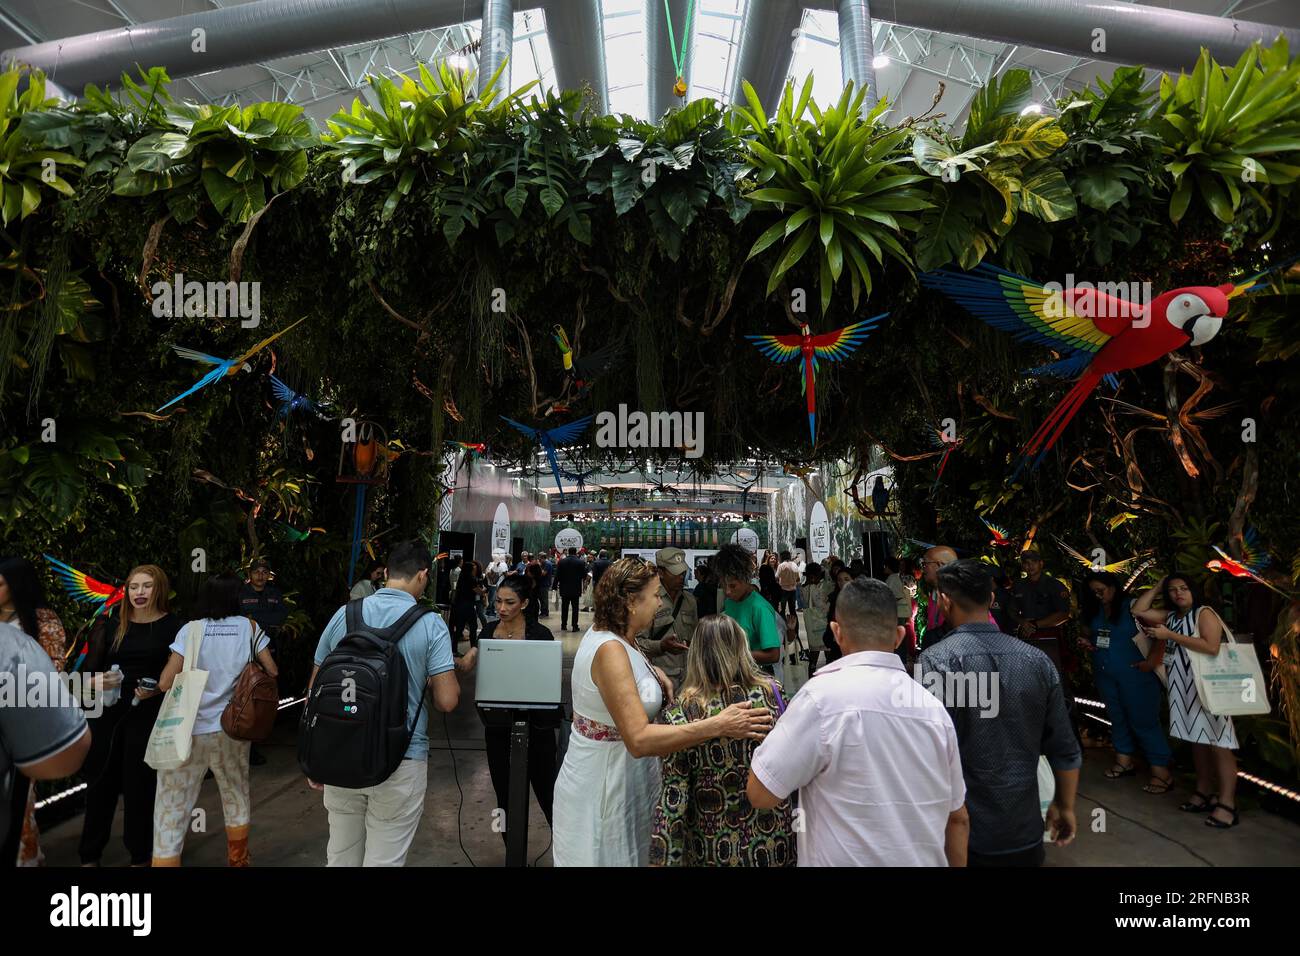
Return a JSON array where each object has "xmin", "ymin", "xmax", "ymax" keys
[{"xmin": 298, "ymin": 599, "xmax": 433, "ymax": 789}]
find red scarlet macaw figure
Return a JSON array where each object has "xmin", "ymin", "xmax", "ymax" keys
[
  {"xmin": 44, "ymin": 555, "xmax": 124, "ymax": 619},
  {"xmin": 1206, "ymin": 528, "xmax": 1291, "ymax": 596},
  {"xmin": 916, "ymin": 263, "xmax": 1288, "ymax": 471},
  {"xmin": 980, "ymin": 517, "xmax": 1013, "ymax": 548},
  {"xmin": 745, "ymin": 312, "xmax": 888, "ymax": 445}
]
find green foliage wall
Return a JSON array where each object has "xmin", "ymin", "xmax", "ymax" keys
[{"xmin": 2, "ymin": 49, "xmax": 1300, "ymax": 778}]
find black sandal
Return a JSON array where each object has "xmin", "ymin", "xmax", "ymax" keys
[
  {"xmin": 1143, "ymin": 772, "xmax": 1175, "ymax": 794},
  {"xmin": 1105, "ymin": 762, "xmax": 1137, "ymax": 779},
  {"xmin": 1179, "ymin": 791, "xmax": 1215, "ymax": 812},
  {"xmin": 1205, "ymin": 804, "xmax": 1240, "ymax": 828}
]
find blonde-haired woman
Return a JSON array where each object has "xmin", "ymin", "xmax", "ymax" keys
[
  {"xmin": 650, "ymin": 615, "xmax": 796, "ymax": 866},
  {"xmin": 78, "ymin": 564, "xmax": 180, "ymax": 866},
  {"xmin": 552, "ymin": 558, "xmax": 774, "ymax": 867}
]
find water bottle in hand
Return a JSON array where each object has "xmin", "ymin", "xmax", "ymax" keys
[{"xmin": 101, "ymin": 664, "xmax": 122, "ymax": 707}]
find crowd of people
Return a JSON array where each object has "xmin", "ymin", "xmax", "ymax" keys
[{"xmin": 0, "ymin": 528, "xmax": 1251, "ymax": 868}]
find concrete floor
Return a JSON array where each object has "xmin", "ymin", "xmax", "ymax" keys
[{"xmin": 37, "ymin": 600, "xmax": 1300, "ymax": 867}]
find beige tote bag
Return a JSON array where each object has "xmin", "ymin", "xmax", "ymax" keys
[
  {"xmin": 1187, "ymin": 612, "xmax": 1271, "ymax": 718},
  {"xmin": 145, "ymin": 622, "xmax": 209, "ymax": 770}
]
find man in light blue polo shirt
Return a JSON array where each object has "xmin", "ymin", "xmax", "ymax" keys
[{"xmin": 309, "ymin": 540, "xmax": 474, "ymax": 866}]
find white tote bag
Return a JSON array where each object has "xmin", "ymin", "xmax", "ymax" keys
[
  {"xmin": 145, "ymin": 622, "xmax": 209, "ymax": 771},
  {"xmin": 1187, "ymin": 616, "xmax": 1271, "ymax": 718}
]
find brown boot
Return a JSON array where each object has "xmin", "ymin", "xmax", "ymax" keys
[{"xmin": 226, "ymin": 824, "xmax": 251, "ymax": 867}]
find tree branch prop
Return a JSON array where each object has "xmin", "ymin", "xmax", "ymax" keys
[
  {"xmin": 700, "ymin": 263, "xmax": 743, "ymax": 337},
  {"xmin": 1227, "ymin": 440, "xmax": 1258, "ymax": 556},
  {"xmin": 367, "ymin": 279, "xmax": 423, "ymax": 333},
  {"xmin": 229, "ymin": 193, "xmax": 279, "ymax": 284},
  {"xmin": 971, "ymin": 390, "xmax": 1016, "ymax": 421},
  {"xmin": 139, "ymin": 214, "xmax": 171, "ymax": 302},
  {"xmin": 1162, "ymin": 358, "xmax": 1201, "ymax": 479}
]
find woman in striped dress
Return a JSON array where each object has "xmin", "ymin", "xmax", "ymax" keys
[{"xmin": 1133, "ymin": 574, "xmax": 1239, "ymax": 829}]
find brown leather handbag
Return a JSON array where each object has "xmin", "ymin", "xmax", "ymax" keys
[{"xmin": 220, "ymin": 619, "xmax": 279, "ymax": 741}]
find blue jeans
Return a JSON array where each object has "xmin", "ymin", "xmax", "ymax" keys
[{"xmin": 1093, "ymin": 650, "xmax": 1171, "ymax": 767}]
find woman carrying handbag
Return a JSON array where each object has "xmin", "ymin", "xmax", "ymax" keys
[
  {"xmin": 149, "ymin": 573, "xmax": 276, "ymax": 865},
  {"xmin": 1133, "ymin": 573, "xmax": 1241, "ymax": 829}
]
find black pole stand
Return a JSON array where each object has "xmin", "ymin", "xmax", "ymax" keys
[{"xmin": 505, "ymin": 709, "xmax": 531, "ymax": 868}]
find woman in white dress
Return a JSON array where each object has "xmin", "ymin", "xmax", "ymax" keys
[
  {"xmin": 553, "ymin": 557, "xmax": 774, "ymax": 866},
  {"xmin": 1133, "ymin": 573, "xmax": 1239, "ymax": 829}
]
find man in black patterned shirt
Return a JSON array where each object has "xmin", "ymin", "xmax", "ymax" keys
[{"xmin": 919, "ymin": 560, "xmax": 1081, "ymax": 867}]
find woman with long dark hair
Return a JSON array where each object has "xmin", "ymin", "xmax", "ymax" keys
[
  {"xmin": 524, "ymin": 561, "xmax": 545, "ymax": 625},
  {"xmin": 78, "ymin": 564, "xmax": 181, "ymax": 866},
  {"xmin": 759, "ymin": 553, "xmax": 780, "ymax": 609},
  {"xmin": 0, "ymin": 555, "xmax": 69, "ymax": 865},
  {"xmin": 152, "ymin": 573, "xmax": 277, "ymax": 865},
  {"xmin": 1079, "ymin": 570, "xmax": 1171, "ymax": 794},
  {"xmin": 1133, "ymin": 573, "xmax": 1239, "ymax": 828},
  {"xmin": 458, "ymin": 576, "xmax": 560, "ymax": 845},
  {"xmin": 822, "ymin": 566, "xmax": 855, "ymax": 664}
]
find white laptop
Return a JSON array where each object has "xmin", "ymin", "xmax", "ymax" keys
[{"xmin": 475, "ymin": 639, "xmax": 563, "ymax": 707}]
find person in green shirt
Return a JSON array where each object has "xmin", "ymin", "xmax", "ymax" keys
[{"xmin": 714, "ymin": 544, "xmax": 781, "ymax": 669}]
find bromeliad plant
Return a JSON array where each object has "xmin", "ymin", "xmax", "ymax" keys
[
  {"xmin": 113, "ymin": 99, "xmax": 315, "ymax": 223},
  {"xmin": 323, "ymin": 61, "xmax": 533, "ymax": 221},
  {"xmin": 734, "ymin": 77, "xmax": 929, "ymax": 314},
  {"xmin": 0, "ymin": 70, "xmax": 81, "ymax": 229},
  {"xmin": 1159, "ymin": 37, "xmax": 1300, "ymax": 228}
]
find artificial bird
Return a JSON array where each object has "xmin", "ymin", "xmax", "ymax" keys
[
  {"xmin": 1052, "ymin": 536, "xmax": 1157, "ymax": 588},
  {"xmin": 447, "ymin": 441, "xmax": 487, "ymax": 459},
  {"xmin": 269, "ymin": 374, "xmax": 327, "ymax": 420},
  {"xmin": 156, "ymin": 318, "xmax": 306, "ymax": 412},
  {"xmin": 744, "ymin": 312, "xmax": 889, "ymax": 444},
  {"xmin": 930, "ymin": 424, "xmax": 966, "ymax": 490},
  {"xmin": 917, "ymin": 262, "xmax": 1286, "ymax": 471},
  {"xmin": 1206, "ymin": 528, "xmax": 1291, "ymax": 596},
  {"xmin": 870, "ymin": 476, "xmax": 890, "ymax": 516},
  {"xmin": 44, "ymin": 555, "xmax": 124, "ymax": 619},
  {"xmin": 552, "ymin": 326, "xmax": 623, "ymax": 394},
  {"xmin": 500, "ymin": 415, "xmax": 594, "ymax": 496},
  {"xmin": 980, "ymin": 517, "xmax": 1013, "ymax": 548}
]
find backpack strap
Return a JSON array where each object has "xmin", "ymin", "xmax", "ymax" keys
[
  {"xmin": 344, "ymin": 598, "xmax": 365, "ymax": 636},
  {"xmin": 372, "ymin": 602, "xmax": 433, "ymax": 642}
]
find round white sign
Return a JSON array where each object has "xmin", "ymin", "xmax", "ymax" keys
[
  {"xmin": 491, "ymin": 503, "xmax": 510, "ymax": 557},
  {"xmin": 555, "ymin": 528, "xmax": 584, "ymax": 551},
  {"xmin": 731, "ymin": 527, "xmax": 760, "ymax": 553},
  {"xmin": 809, "ymin": 502, "xmax": 830, "ymax": 563}
]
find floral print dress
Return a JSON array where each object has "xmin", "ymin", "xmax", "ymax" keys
[{"xmin": 649, "ymin": 682, "xmax": 796, "ymax": 867}]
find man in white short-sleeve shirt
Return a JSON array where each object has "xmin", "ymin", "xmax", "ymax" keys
[{"xmin": 748, "ymin": 577, "xmax": 970, "ymax": 867}]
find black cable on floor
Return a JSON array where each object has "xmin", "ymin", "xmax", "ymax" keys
[
  {"xmin": 442, "ymin": 710, "xmax": 476, "ymax": 867},
  {"xmin": 531, "ymin": 826, "xmax": 553, "ymax": 867}
]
